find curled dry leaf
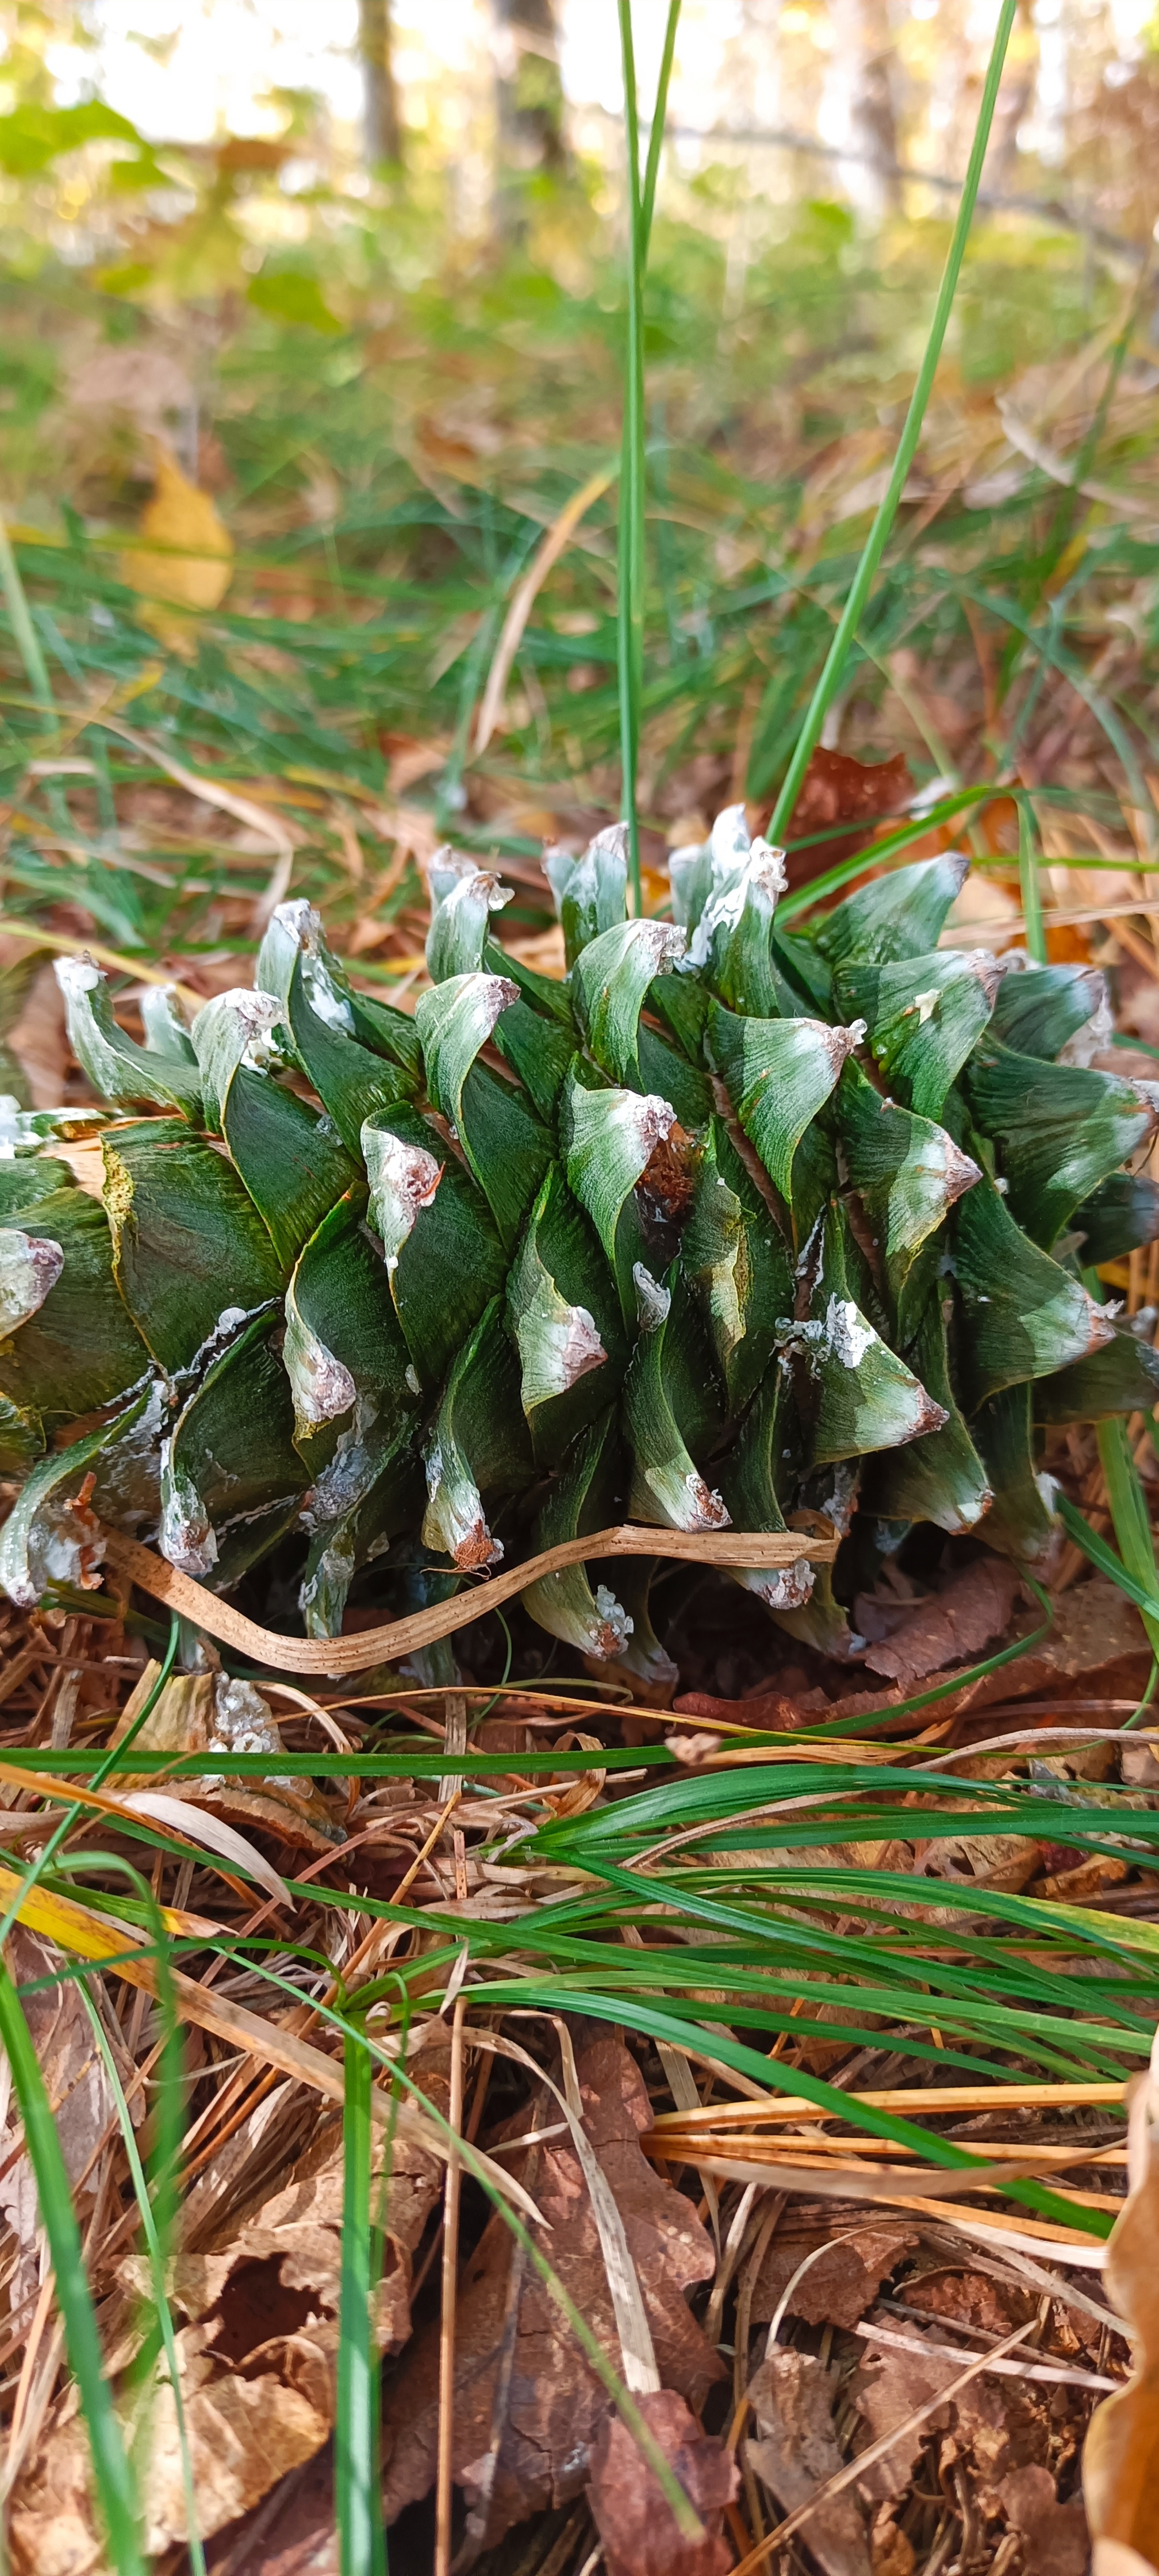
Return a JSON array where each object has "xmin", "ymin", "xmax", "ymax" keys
[
  {"xmin": 110, "ymin": 1660, "xmax": 341, "ymax": 1852},
  {"xmin": 586, "ymin": 2388, "xmax": 737, "ymax": 2576},
  {"xmin": 744, "ymin": 2348, "xmax": 872, "ymax": 2576},
  {"xmin": 540, "ymin": 1728, "xmax": 607, "ymax": 1819},
  {"xmin": 1084, "ymin": 2034, "xmax": 1159, "ymax": 2576},
  {"xmin": 750, "ymin": 2208, "xmax": 918, "ymax": 2331},
  {"xmin": 151, "ymin": 2102, "xmax": 442, "ymax": 2394},
  {"xmin": 381, "ymin": 2033, "xmax": 724, "ymax": 2552}
]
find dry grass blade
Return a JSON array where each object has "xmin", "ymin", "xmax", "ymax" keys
[
  {"xmin": 643, "ymin": 2142, "xmax": 1116, "ymax": 2210},
  {"xmin": 93, "ymin": 717, "xmax": 296, "ymax": 859},
  {"xmin": 0, "ymin": 1757, "xmax": 290, "ymax": 1901},
  {"xmin": 100, "ymin": 1525, "xmax": 836, "ymax": 1674},
  {"xmin": 650, "ymin": 2082, "xmax": 1129, "ymax": 2132},
  {"xmin": 0, "ymin": 918, "xmax": 204, "ymax": 1006},
  {"xmin": 474, "ymin": 465, "xmax": 615, "ymax": 753},
  {"xmin": 854, "ymin": 2319, "xmax": 1120, "ymax": 2393}
]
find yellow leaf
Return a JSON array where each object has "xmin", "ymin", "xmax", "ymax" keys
[
  {"xmin": 0, "ymin": 1864, "xmax": 541, "ymax": 2217},
  {"xmin": 0, "ymin": 1857, "xmax": 208, "ymax": 1954},
  {"xmin": 120, "ymin": 442, "xmax": 233, "ymax": 645}
]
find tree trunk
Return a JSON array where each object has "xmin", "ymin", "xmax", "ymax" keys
[
  {"xmin": 818, "ymin": 0, "xmax": 899, "ymax": 217},
  {"xmin": 493, "ymin": 0, "xmax": 568, "ymax": 199},
  {"xmin": 359, "ymin": 0, "xmax": 401, "ymax": 168}
]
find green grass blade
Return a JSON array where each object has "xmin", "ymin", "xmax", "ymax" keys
[
  {"xmin": 1018, "ymin": 793, "xmax": 1047, "ymax": 964},
  {"xmin": 767, "ymin": 0, "xmax": 1018, "ymax": 839},
  {"xmin": 445, "ymin": 1973, "xmax": 1114, "ymax": 2238},
  {"xmin": 1041, "ymin": 1492, "xmax": 1159, "ymax": 1631},
  {"xmin": 617, "ymin": 0, "xmax": 647, "ymax": 914},
  {"xmin": 0, "ymin": 1962, "xmax": 146, "ymax": 2575},
  {"xmin": 970, "ymin": 580, "xmax": 1155, "ymax": 819},
  {"xmin": 1097, "ymin": 1414, "xmax": 1159, "ymax": 1659},
  {"xmin": 640, "ymin": 0, "xmax": 682, "ymax": 255},
  {"xmin": 337, "ymin": 2029, "xmax": 385, "ymax": 2576},
  {"xmin": 1077, "ymin": 1269, "xmax": 1159, "ymax": 1659},
  {"xmin": 0, "ymin": 516, "xmax": 54, "ymax": 716},
  {"xmin": 78, "ymin": 1990, "xmax": 206, "ymax": 2576}
]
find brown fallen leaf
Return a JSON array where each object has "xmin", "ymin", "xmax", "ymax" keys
[
  {"xmin": 10, "ymin": 2344, "xmax": 327, "ymax": 2576},
  {"xmin": 777, "ymin": 746, "xmax": 914, "ymax": 895},
  {"xmin": 750, "ymin": 2207, "xmax": 918, "ymax": 2331},
  {"xmin": 204, "ymin": 2447, "xmax": 337, "ymax": 2574},
  {"xmin": 918, "ymin": 1825, "xmax": 1043, "ymax": 1897},
  {"xmin": 744, "ymin": 2348, "xmax": 872, "ymax": 2576},
  {"xmin": 111, "ymin": 1661, "xmax": 342, "ymax": 1853},
  {"xmin": 1084, "ymin": 2042, "xmax": 1159, "ymax": 2576},
  {"xmin": 854, "ymin": 2314, "xmax": 1091, "ymax": 2558},
  {"xmin": 907, "ymin": 2267, "xmax": 1033, "ymax": 2340},
  {"xmin": 16, "ymin": 2110, "xmax": 445, "ymax": 2569},
  {"xmin": 586, "ymin": 2388, "xmax": 737, "ymax": 2576},
  {"xmin": 851, "ymin": 2328, "xmax": 954, "ymax": 2510},
  {"xmin": 131, "ymin": 2103, "xmax": 443, "ymax": 2401},
  {"xmin": 855, "ymin": 1558, "xmax": 1022, "ymax": 1689},
  {"xmin": 870, "ymin": 2508, "xmax": 917, "ymax": 2576},
  {"xmin": 676, "ymin": 1570, "xmax": 1152, "ymax": 1737},
  {"xmin": 997, "ymin": 2463, "xmax": 1089, "ymax": 2576},
  {"xmin": 3, "ymin": 956, "xmax": 70, "ymax": 1109},
  {"xmin": 381, "ymin": 2033, "xmax": 724, "ymax": 2552},
  {"xmin": 959, "ymin": 1569, "xmax": 1152, "ymax": 1715}
]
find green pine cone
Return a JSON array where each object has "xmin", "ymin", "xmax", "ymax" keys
[{"xmin": 3, "ymin": 809, "xmax": 1157, "ymax": 1671}]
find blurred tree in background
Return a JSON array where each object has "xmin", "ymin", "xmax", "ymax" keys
[
  {"xmin": 358, "ymin": 0, "xmax": 401, "ymax": 170},
  {"xmin": 493, "ymin": 0, "xmax": 569, "ymax": 194}
]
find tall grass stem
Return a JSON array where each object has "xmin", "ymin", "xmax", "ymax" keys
[
  {"xmin": 337, "ymin": 2027, "xmax": 385, "ymax": 2576},
  {"xmin": 616, "ymin": 0, "xmax": 682, "ymax": 912},
  {"xmin": 640, "ymin": 0, "xmax": 682, "ymax": 254},
  {"xmin": 1097, "ymin": 1413, "xmax": 1159, "ymax": 1659},
  {"xmin": 617, "ymin": 0, "xmax": 647, "ymax": 913},
  {"xmin": 767, "ymin": 0, "xmax": 1018, "ymax": 839},
  {"xmin": 1018, "ymin": 795, "xmax": 1047, "ymax": 964}
]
